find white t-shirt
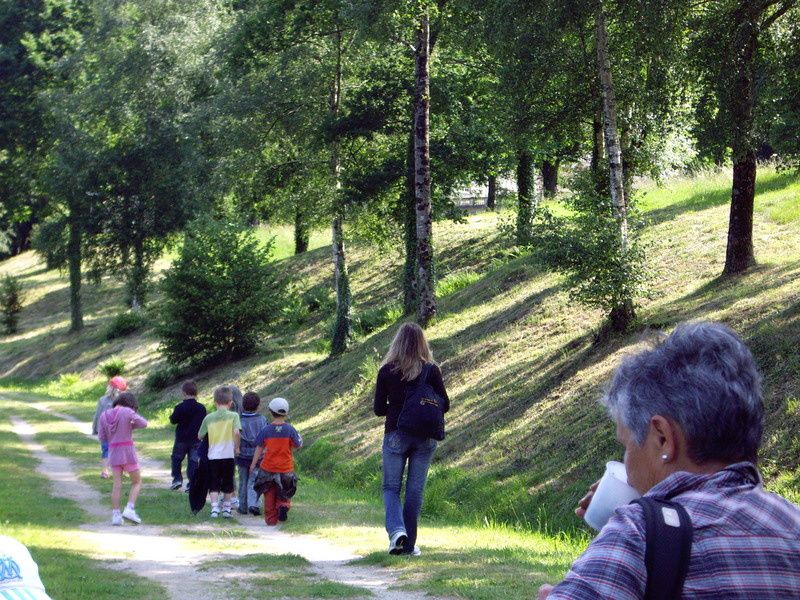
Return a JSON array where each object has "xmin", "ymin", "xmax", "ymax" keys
[{"xmin": 0, "ymin": 536, "xmax": 52, "ymax": 600}]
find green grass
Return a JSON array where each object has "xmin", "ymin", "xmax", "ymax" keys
[
  {"xmin": 255, "ymin": 224, "xmax": 329, "ymax": 261},
  {"xmin": 0, "ymin": 401, "xmax": 168, "ymax": 599},
  {"xmin": 2, "ymin": 167, "xmax": 800, "ymax": 598},
  {"xmin": 199, "ymin": 554, "xmax": 372, "ymax": 599}
]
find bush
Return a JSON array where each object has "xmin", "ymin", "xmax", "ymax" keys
[
  {"xmin": 530, "ymin": 170, "xmax": 651, "ymax": 332},
  {"xmin": 352, "ymin": 303, "xmax": 402, "ymax": 336},
  {"xmin": 104, "ymin": 311, "xmax": 147, "ymax": 340},
  {"xmin": 144, "ymin": 365, "xmax": 188, "ymax": 391},
  {"xmin": 157, "ymin": 216, "xmax": 281, "ymax": 367},
  {"xmin": 1, "ymin": 275, "xmax": 24, "ymax": 334},
  {"xmin": 98, "ymin": 358, "xmax": 126, "ymax": 378}
]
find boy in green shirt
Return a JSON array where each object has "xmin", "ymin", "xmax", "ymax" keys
[{"xmin": 198, "ymin": 386, "xmax": 241, "ymax": 518}]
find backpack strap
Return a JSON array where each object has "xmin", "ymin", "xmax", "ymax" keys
[
  {"xmin": 416, "ymin": 363, "xmax": 431, "ymax": 387},
  {"xmin": 630, "ymin": 497, "xmax": 693, "ymax": 600}
]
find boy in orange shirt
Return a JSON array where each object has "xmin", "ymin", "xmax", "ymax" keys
[{"xmin": 250, "ymin": 397, "xmax": 303, "ymax": 525}]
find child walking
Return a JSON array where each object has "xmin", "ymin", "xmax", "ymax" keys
[
  {"xmin": 92, "ymin": 376, "xmax": 128, "ymax": 478},
  {"xmin": 198, "ymin": 386, "xmax": 241, "ymax": 518},
  {"xmin": 169, "ymin": 380, "xmax": 207, "ymax": 491},
  {"xmin": 98, "ymin": 391, "xmax": 147, "ymax": 525},
  {"xmin": 237, "ymin": 392, "xmax": 267, "ymax": 515},
  {"xmin": 250, "ymin": 397, "xmax": 303, "ymax": 526}
]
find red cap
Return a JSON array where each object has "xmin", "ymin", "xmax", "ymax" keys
[{"xmin": 109, "ymin": 376, "xmax": 128, "ymax": 391}]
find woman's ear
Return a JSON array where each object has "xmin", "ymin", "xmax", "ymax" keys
[{"xmin": 649, "ymin": 415, "xmax": 678, "ymax": 463}]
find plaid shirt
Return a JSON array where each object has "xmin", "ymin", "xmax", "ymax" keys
[{"xmin": 548, "ymin": 462, "xmax": 800, "ymax": 599}]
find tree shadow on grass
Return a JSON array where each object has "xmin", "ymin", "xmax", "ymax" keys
[{"xmin": 644, "ymin": 170, "xmax": 799, "ymax": 226}]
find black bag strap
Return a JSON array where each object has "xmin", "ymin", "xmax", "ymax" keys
[
  {"xmin": 630, "ymin": 497, "xmax": 693, "ymax": 600},
  {"xmin": 415, "ymin": 363, "xmax": 431, "ymax": 389}
]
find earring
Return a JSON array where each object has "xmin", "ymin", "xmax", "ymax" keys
[{"xmin": 661, "ymin": 454, "xmax": 669, "ymax": 461}]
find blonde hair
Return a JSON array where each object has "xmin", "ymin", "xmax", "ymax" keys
[{"xmin": 381, "ymin": 322, "xmax": 434, "ymax": 381}]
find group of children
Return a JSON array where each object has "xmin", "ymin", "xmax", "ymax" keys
[{"xmin": 92, "ymin": 377, "xmax": 303, "ymax": 526}]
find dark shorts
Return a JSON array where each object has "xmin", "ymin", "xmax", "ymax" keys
[{"xmin": 208, "ymin": 458, "xmax": 235, "ymax": 494}]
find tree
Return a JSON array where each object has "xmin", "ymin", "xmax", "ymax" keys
[
  {"xmin": 689, "ymin": 0, "xmax": 797, "ymax": 275},
  {"xmin": 158, "ymin": 216, "xmax": 280, "ymax": 367},
  {"xmin": 1, "ymin": 275, "xmax": 25, "ymax": 334}
]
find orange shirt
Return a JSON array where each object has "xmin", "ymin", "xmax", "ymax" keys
[{"xmin": 254, "ymin": 421, "xmax": 303, "ymax": 473}]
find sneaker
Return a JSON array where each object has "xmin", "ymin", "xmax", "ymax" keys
[
  {"xmin": 277, "ymin": 506, "xmax": 289, "ymax": 522},
  {"xmin": 210, "ymin": 505, "xmax": 220, "ymax": 518},
  {"xmin": 111, "ymin": 511, "xmax": 123, "ymax": 526},
  {"xmin": 222, "ymin": 507, "xmax": 232, "ymax": 518},
  {"xmin": 237, "ymin": 508, "xmax": 248, "ymax": 515},
  {"xmin": 248, "ymin": 506, "xmax": 261, "ymax": 516},
  {"xmin": 388, "ymin": 531, "xmax": 407, "ymax": 555},
  {"xmin": 407, "ymin": 546, "xmax": 421, "ymax": 556},
  {"xmin": 170, "ymin": 481, "xmax": 182, "ymax": 490},
  {"xmin": 230, "ymin": 497, "xmax": 239, "ymax": 508},
  {"xmin": 121, "ymin": 507, "xmax": 141, "ymax": 524}
]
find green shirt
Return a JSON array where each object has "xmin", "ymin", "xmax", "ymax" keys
[{"xmin": 198, "ymin": 408, "xmax": 241, "ymax": 460}]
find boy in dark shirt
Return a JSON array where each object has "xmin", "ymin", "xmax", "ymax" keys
[{"xmin": 169, "ymin": 380, "xmax": 207, "ymax": 491}]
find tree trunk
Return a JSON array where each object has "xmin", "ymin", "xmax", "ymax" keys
[
  {"xmin": 329, "ymin": 23, "xmax": 351, "ymax": 355},
  {"xmin": 127, "ymin": 236, "xmax": 147, "ymax": 310},
  {"xmin": 487, "ymin": 174, "xmax": 497, "ymax": 210},
  {"xmin": 596, "ymin": 2, "xmax": 633, "ymax": 332},
  {"xmin": 294, "ymin": 206, "xmax": 309, "ymax": 254},
  {"xmin": 591, "ymin": 109, "xmax": 604, "ymax": 176},
  {"xmin": 414, "ymin": 12, "xmax": 435, "ymax": 327},
  {"xmin": 541, "ymin": 160, "xmax": 559, "ymax": 196},
  {"xmin": 723, "ymin": 5, "xmax": 759, "ymax": 275},
  {"xmin": 515, "ymin": 148, "xmax": 533, "ymax": 246},
  {"xmin": 403, "ymin": 129, "xmax": 417, "ymax": 315},
  {"xmin": 595, "ymin": 4, "xmax": 628, "ymax": 245},
  {"xmin": 67, "ymin": 208, "xmax": 83, "ymax": 332}
]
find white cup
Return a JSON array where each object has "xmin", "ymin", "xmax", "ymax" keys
[{"xmin": 584, "ymin": 460, "xmax": 641, "ymax": 531}]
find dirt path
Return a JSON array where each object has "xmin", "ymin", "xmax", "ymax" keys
[{"xmin": 10, "ymin": 405, "xmax": 445, "ymax": 600}]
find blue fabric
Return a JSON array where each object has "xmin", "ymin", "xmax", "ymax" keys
[
  {"xmin": 237, "ymin": 463, "xmax": 259, "ymax": 511},
  {"xmin": 171, "ymin": 440, "xmax": 200, "ymax": 485},
  {"xmin": 100, "ymin": 441, "xmax": 109, "ymax": 459},
  {"xmin": 382, "ymin": 430, "xmax": 437, "ymax": 551},
  {"xmin": 239, "ymin": 412, "xmax": 268, "ymax": 460}
]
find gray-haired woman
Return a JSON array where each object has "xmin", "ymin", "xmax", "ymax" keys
[{"xmin": 539, "ymin": 322, "xmax": 800, "ymax": 600}]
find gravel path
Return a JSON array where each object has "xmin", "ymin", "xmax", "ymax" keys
[{"xmin": 9, "ymin": 403, "xmax": 446, "ymax": 600}]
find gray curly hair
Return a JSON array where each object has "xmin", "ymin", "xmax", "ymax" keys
[{"xmin": 601, "ymin": 321, "xmax": 764, "ymax": 464}]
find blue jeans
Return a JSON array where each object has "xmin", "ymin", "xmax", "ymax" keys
[
  {"xmin": 382, "ymin": 430, "xmax": 437, "ymax": 551},
  {"xmin": 237, "ymin": 463, "xmax": 259, "ymax": 511},
  {"xmin": 171, "ymin": 441, "xmax": 200, "ymax": 486}
]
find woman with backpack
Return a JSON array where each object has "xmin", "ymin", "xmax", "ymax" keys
[{"xmin": 374, "ymin": 322, "xmax": 450, "ymax": 556}]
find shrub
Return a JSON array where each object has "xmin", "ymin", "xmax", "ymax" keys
[
  {"xmin": 352, "ymin": 303, "xmax": 402, "ymax": 336},
  {"xmin": 157, "ymin": 216, "xmax": 281, "ymax": 367},
  {"xmin": 530, "ymin": 170, "xmax": 651, "ymax": 332},
  {"xmin": 1, "ymin": 275, "xmax": 24, "ymax": 334},
  {"xmin": 144, "ymin": 366, "xmax": 188, "ymax": 391},
  {"xmin": 104, "ymin": 311, "xmax": 147, "ymax": 340},
  {"xmin": 436, "ymin": 271, "xmax": 481, "ymax": 297},
  {"xmin": 98, "ymin": 358, "xmax": 126, "ymax": 378}
]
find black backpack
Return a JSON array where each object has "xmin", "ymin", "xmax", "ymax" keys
[
  {"xmin": 397, "ymin": 363, "xmax": 446, "ymax": 441},
  {"xmin": 630, "ymin": 497, "xmax": 694, "ymax": 600}
]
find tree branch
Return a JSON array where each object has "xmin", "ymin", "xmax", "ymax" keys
[{"xmin": 761, "ymin": 0, "xmax": 796, "ymax": 30}]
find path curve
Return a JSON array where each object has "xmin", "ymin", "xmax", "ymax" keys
[{"xmin": 10, "ymin": 402, "xmax": 447, "ymax": 600}]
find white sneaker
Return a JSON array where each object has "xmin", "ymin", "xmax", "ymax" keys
[
  {"xmin": 111, "ymin": 511, "xmax": 123, "ymax": 526},
  {"xmin": 122, "ymin": 507, "xmax": 141, "ymax": 524},
  {"xmin": 230, "ymin": 497, "xmax": 239, "ymax": 507},
  {"xmin": 388, "ymin": 531, "xmax": 407, "ymax": 555},
  {"xmin": 210, "ymin": 505, "xmax": 220, "ymax": 518},
  {"xmin": 409, "ymin": 546, "xmax": 421, "ymax": 556}
]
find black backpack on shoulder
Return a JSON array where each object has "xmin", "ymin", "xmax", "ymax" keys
[
  {"xmin": 397, "ymin": 363, "xmax": 446, "ymax": 441},
  {"xmin": 630, "ymin": 497, "xmax": 694, "ymax": 600}
]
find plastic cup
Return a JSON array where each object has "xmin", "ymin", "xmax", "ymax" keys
[{"xmin": 584, "ymin": 460, "xmax": 641, "ymax": 531}]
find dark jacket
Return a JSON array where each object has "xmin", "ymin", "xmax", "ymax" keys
[
  {"xmin": 373, "ymin": 362, "xmax": 450, "ymax": 433},
  {"xmin": 169, "ymin": 398, "xmax": 207, "ymax": 445}
]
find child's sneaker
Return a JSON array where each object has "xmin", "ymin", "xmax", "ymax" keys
[
  {"xmin": 122, "ymin": 506, "xmax": 141, "ymax": 524},
  {"xmin": 388, "ymin": 531, "xmax": 407, "ymax": 555},
  {"xmin": 222, "ymin": 503, "xmax": 232, "ymax": 518},
  {"xmin": 210, "ymin": 504, "xmax": 220, "ymax": 518},
  {"xmin": 111, "ymin": 511, "xmax": 123, "ymax": 526},
  {"xmin": 248, "ymin": 506, "xmax": 261, "ymax": 516},
  {"xmin": 230, "ymin": 497, "xmax": 239, "ymax": 508},
  {"xmin": 278, "ymin": 506, "xmax": 289, "ymax": 522},
  {"xmin": 407, "ymin": 546, "xmax": 421, "ymax": 556},
  {"xmin": 170, "ymin": 480, "xmax": 182, "ymax": 490}
]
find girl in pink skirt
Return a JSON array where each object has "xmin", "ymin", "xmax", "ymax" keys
[{"xmin": 98, "ymin": 391, "xmax": 148, "ymax": 525}]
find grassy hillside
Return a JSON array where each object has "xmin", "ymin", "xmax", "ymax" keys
[{"xmin": 2, "ymin": 167, "xmax": 799, "ymax": 532}]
